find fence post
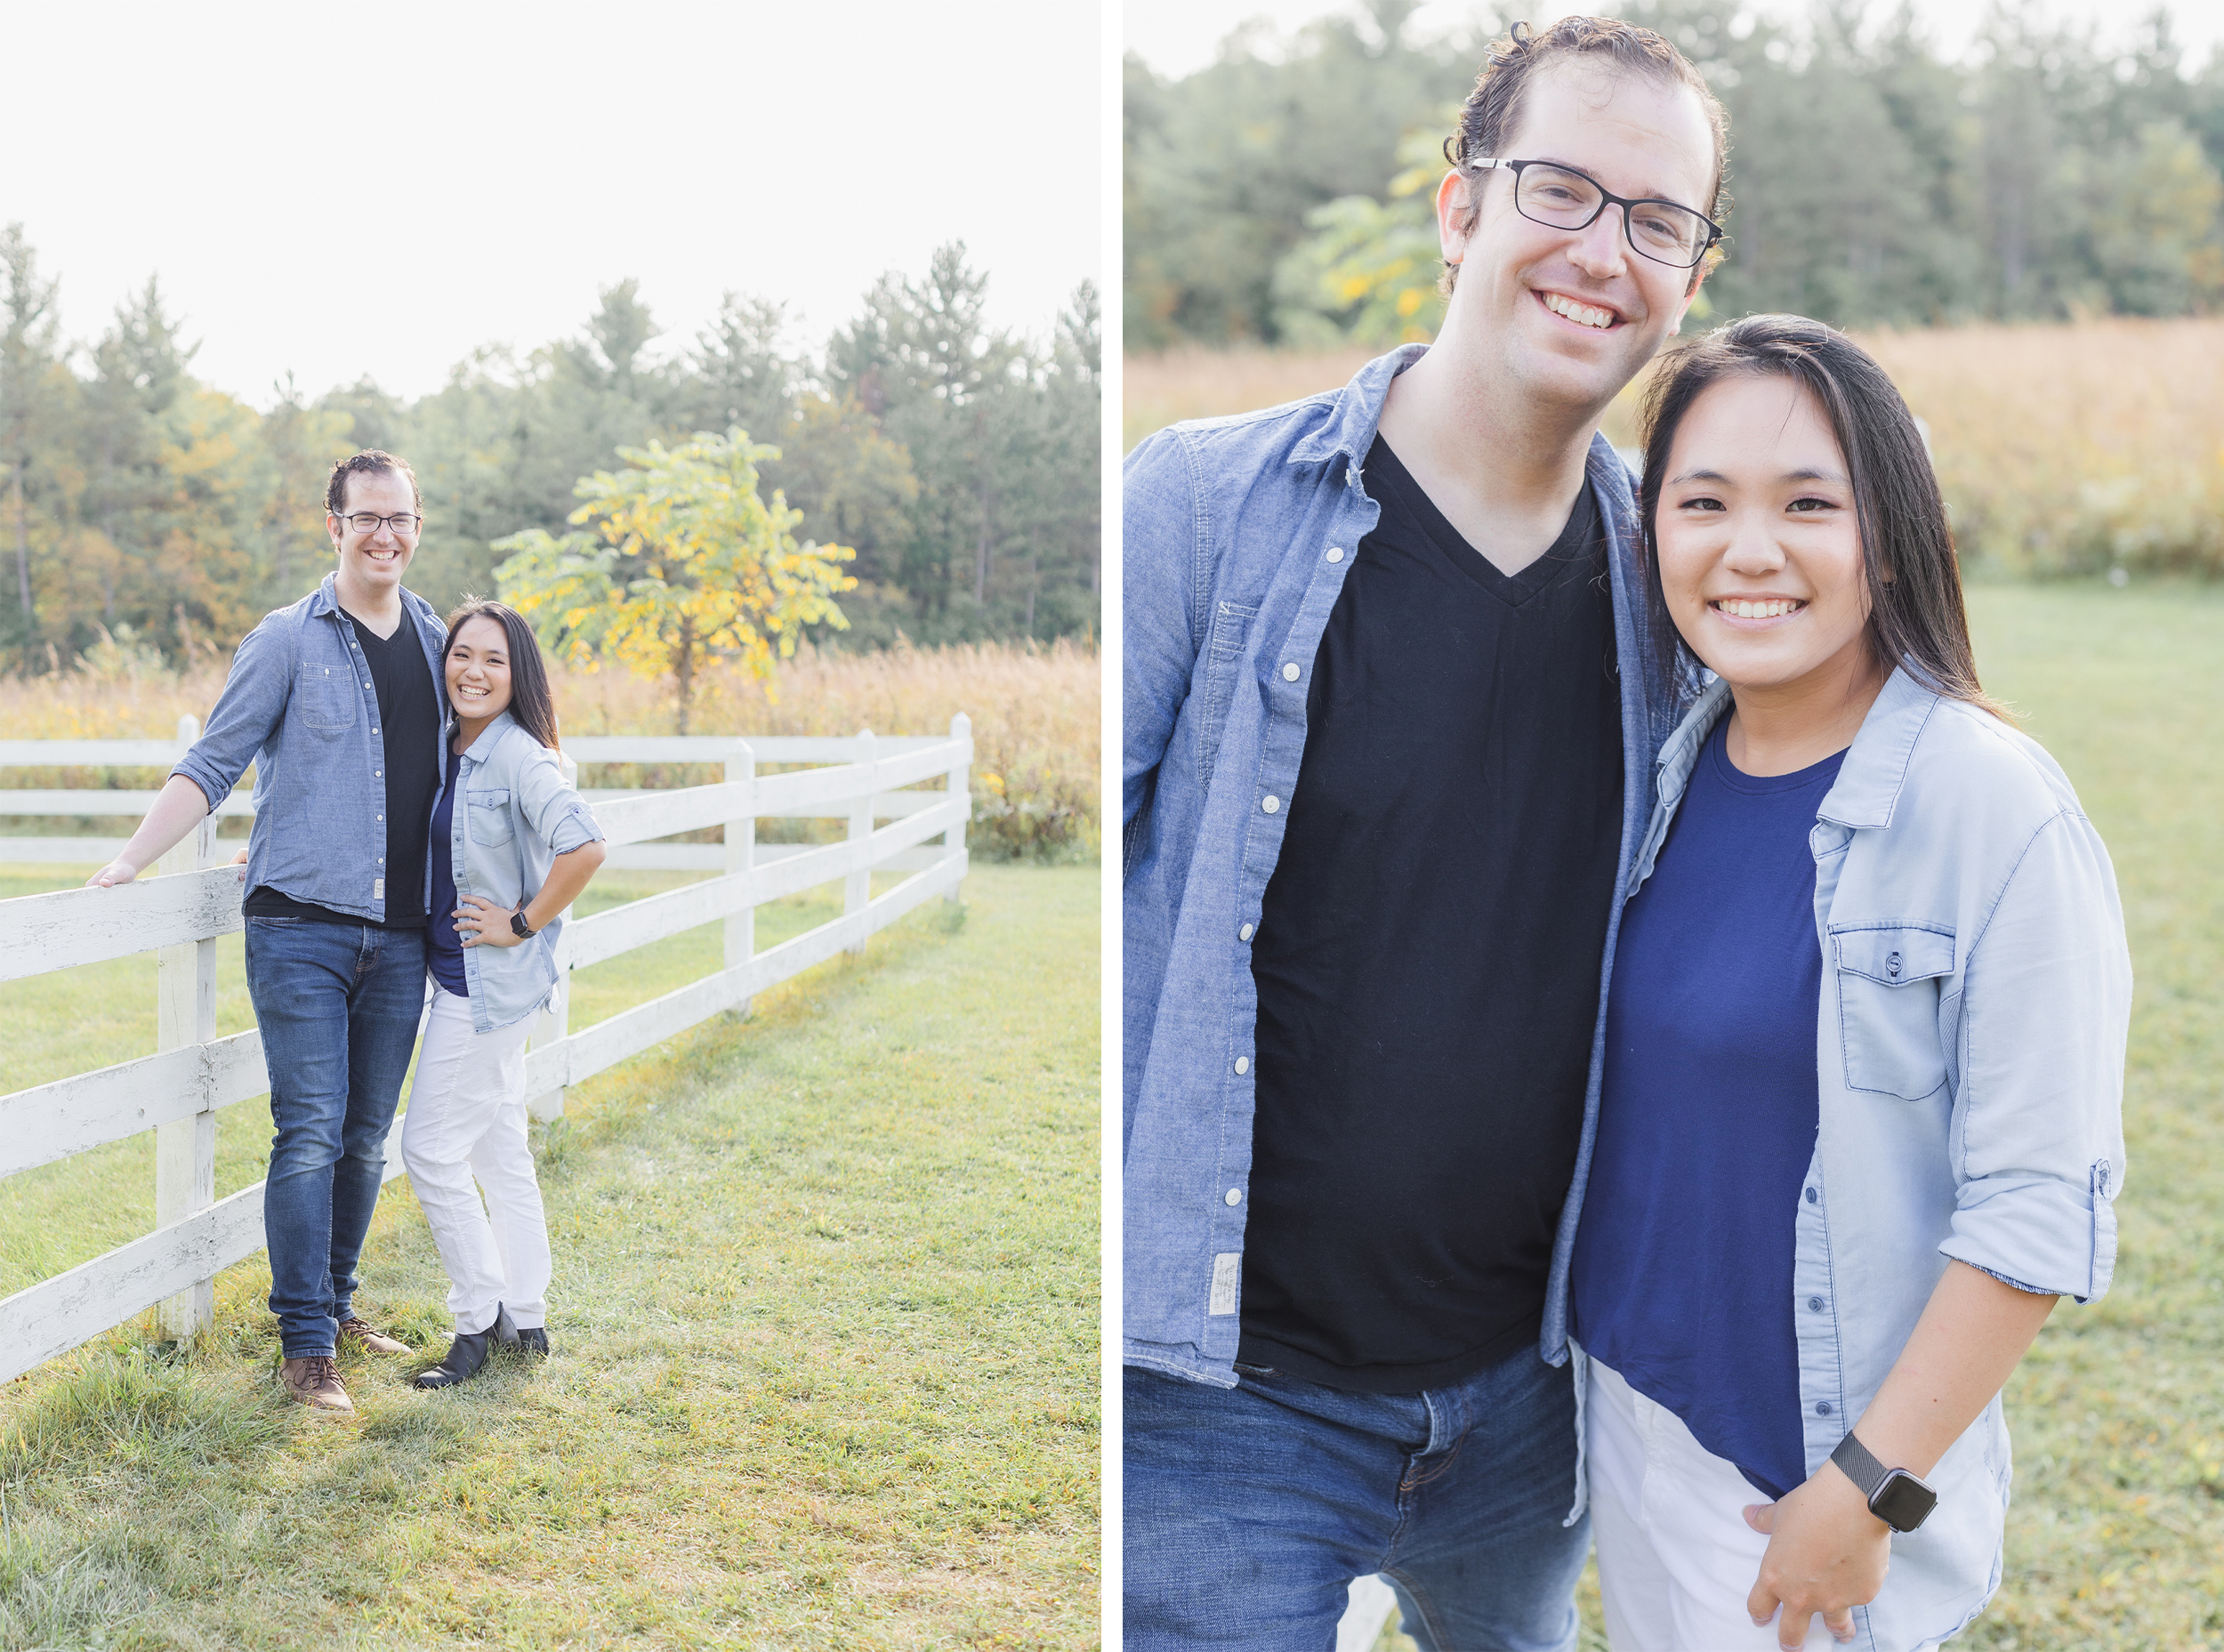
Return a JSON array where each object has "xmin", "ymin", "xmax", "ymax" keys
[
  {"xmin": 155, "ymin": 713, "xmax": 217, "ymax": 1339},
  {"xmin": 725, "ymin": 739, "xmax": 755, "ymax": 1012},
  {"xmin": 527, "ymin": 748, "xmax": 580, "ymax": 1123},
  {"xmin": 846, "ymin": 729, "xmax": 875, "ymax": 955},
  {"xmin": 946, "ymin": 712, "xmax": 971, "ymax": 905}
]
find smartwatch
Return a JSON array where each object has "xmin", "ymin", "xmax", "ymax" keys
[
  {"xmin": 510, "ymin": 907, "xmax": 536, "ymax": 939},
  {"xmin": 1830, "ymin": 1431, "xmax": 1938, "ymax": 1534}
]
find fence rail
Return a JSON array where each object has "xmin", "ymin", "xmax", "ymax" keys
[{"xmin": 0, "ymin": 718, "xmax": 971, "ymax": 1385}]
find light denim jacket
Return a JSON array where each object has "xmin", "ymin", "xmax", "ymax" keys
[
  {"xmin": 442, "ymin": 710, "xmax": 605, "ymax": 1033},
  {"xmin": 173, "ymin": 573, "xmax": 449, "ymax": 922},
  {"xmin": 1588, "ymin": 668, "xmax": 2131, "ymax": 1648},
  {"xmin": 1122, "ymin": 345, "xmax": 1684, "ymax": 1389}
]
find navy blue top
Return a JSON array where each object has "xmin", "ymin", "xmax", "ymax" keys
[
  {"xmin": 427, "ymin": 745, "xmax": 469, "ymax": 997},
  {"xmin": 1571, "ymin": 719, "xmax": 1845, "ymax": 1498}
]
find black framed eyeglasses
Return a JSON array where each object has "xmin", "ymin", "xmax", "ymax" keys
[
  {"xmin": 335, "ymin": 512, "xmax": 423, "ymax": 536},
  {"xmin": 1468, "ymin": 157, "xmax": 1722, "ymax": 270}
]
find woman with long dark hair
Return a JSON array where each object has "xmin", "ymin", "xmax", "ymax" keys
[
  {"xmin": 1567, "ymin": 316, "xmax": 2129, "ymax": 1648},
  {"xmin": 401, "ymin": 599, "xmax": 607, "ymax": 1389}
]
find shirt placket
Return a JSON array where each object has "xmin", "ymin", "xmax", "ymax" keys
[
  {"xmin": 1205, "ymin": 467, "xmax": 1378, "ymax": 1356},
  {"xmin": 345, "ymin": 618, "xmax": 391, "ymax": 912}
]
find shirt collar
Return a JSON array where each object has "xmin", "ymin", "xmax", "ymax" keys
[
  {"xmin": 1817, "ymin": 666, "xmax": 1940, "ymax": 829},
  {"xmin": 454, "ymin": 709, "xmax": 520, "ymax": 767},
  {"xmin": 1286, "ymin": 343, "xmax": 1430, "ymax": 471}
]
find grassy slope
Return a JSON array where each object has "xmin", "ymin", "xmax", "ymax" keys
[
  {"xmin": 1372, "ymin": 583, "xmax": 2224, "ymax": 1652},
  {"xmin": 0, "ymin": 863, "xmax": 1098, "ymax": 1650}
]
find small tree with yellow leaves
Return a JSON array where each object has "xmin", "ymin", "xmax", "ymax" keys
[{"xmin": 493, "ymin": 429, "xmax": 856, "ymax": 733}]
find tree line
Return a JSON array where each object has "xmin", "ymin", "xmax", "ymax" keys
[
  {"xmin": 0, "ymin": 231, "xmax": 1098, "ymax": 673},
  {"xmin": 1126, "ymin": 0, "xmax": 2224, "ymax": 348}
]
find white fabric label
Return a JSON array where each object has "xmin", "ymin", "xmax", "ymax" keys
[
  {"xmin": 1209, "ymin": 1252, "xmax": 1241, "ymax": 1316},
  {"xmin": 374, "ymin": 877, "xmax": 384, "ymax": 899}
]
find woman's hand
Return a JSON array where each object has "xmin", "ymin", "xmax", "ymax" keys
[
  {"xmin": 454, "ymin": 892, "xmax": 527, "ymax": 948},
  {"xmin": 1744, "ymin": 1467, "xmax": 1890, "ymax": 1648}
]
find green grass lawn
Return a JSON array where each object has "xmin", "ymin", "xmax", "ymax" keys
[
  {"xmin": 0, "ymin": 862, "xmax": 1098, "ymax": 1649},
  {"xmin": 1369, "ymin": 582, "xmax": 2224, "ymax": 1652}
]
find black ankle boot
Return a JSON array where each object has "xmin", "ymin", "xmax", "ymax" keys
[
  {"xmin": 414, "ymin": 1304, "xmax": 515, "ymax": 1390},
  {"xmin": 515, "ymin": 1326, "xmax": 550, "ymax": 1357}
]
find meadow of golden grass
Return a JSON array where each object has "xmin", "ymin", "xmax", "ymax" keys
[
  {"xmin": 0, "ymin": 639, "xmax": 1101, "ymax": 861},
  {"xmin": 1127, "ymin": 318, "xmax": 2224, "ymax": 578}
]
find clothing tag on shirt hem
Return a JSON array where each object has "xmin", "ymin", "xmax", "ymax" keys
[
  {"xmin": 1209, "ymin": 1252, "xmax": 1241, "ymax": 1316},
  {"xmin": 374, "ymin": 877, "xmax": 384, "ymax": 900}
]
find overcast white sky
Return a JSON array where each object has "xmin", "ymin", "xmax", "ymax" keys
[
  {"xmin": 0, "ymin": 1, "xmax": 1099, "ymax": 408},
  {"xmin": 1127, "ymin": 0, "xmax": 2224, "ymax": 80}
]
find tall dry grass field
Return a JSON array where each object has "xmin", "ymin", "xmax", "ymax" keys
[
  {"xmin": 0, "ymin": 639, "xmax": 1100, "ymax": 861},
  {"xmin": 1130, "ymin": 318, "xmax": 2224, "ymax": 579}
]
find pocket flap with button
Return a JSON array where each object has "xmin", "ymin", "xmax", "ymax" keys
[{"xmin": 1833, "ymin": 925, "xmax": 1954, "ymax": 987}]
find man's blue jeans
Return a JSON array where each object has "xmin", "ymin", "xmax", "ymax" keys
[
  {"xmin": 1124, "ymin": 1347, "xmax": 1588, "ymax": 1652},
  {"xmin": 244, "ymin": 916, "xmax": 425, "ymax": 1358}
]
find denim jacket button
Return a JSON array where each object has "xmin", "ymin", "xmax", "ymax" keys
[{"xmin": 1887, "ymin": 950, "xmax": 1903, "ymax": 978}]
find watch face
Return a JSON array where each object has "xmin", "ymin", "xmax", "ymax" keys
[{"xmin": 1872, "ymin": 1469, "xmax": 1938, "ymax": 1533}]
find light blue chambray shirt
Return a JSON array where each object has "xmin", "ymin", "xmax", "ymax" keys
[
  {"xmin": 1584, "ymin": 668, "xmax": 2131, "ymax": 1648},
  {"xmin": 439, "ymin": 710, "xmax": 605, "ymax": 1034},
  {"xmin": 173, "ymin": 573, "xmax": 449, "ymax": 923},
  {"xmin": 1121, "ymin": 345, "xmax": 1684, "ymax": 1390}
]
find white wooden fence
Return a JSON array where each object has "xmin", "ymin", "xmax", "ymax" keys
[{"xmin": 0, "ymin": 717, "xmax": 971, "ymax": 1384}]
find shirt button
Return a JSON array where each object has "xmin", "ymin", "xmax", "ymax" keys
[
  {"xmin": 1816, "ymin": 1400, "xmax": 1833, "ymax": 1416},
  {"xmin": 1326, "ymin": 546, "xmax": 1344, "ymax": 563},
  {"xmin": 1281, "ymin": 663, "xmax": 1300, "ymax": 681},
  {"xmin": 375, "ymin": 770, "xmax": 383, "ymax": 778},
  {"xmin": 1238, "ymin": 923, "xmax": 1254, "ymax": 941},
  {"xmin": 1808, "ymin": 1296, "xmax": 1825, "ymax": 1312},
  {"xmin": 1261, "ymin": 795, "xmax": 1280, "ymax": 814},
  {"xmin": 376, "ymin": 857, "xmax": 385, "ymax": 864},
  {"xmin": 372, "ymin": 727, "xmax": 380, "ymax": 734},
  {"xmin": 1233, "ymin": 1056, "xmax": 1250, "ymax": 1075},
  {"xmin": 1224, "ymin": 1189, "xmax": 1242, "ymax": 1206},
  {"xmin": 376, "ymin": 814, "xmax": 384, "ymax": 822},
  {"xmin": 1805, "ymin": 1188, "xmax": 1818, "ymax": 1204}
]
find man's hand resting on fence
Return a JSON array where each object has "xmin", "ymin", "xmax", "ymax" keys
[{"xmin": 85, "ymin": 775, "xmax": 214, "ymax": 888}]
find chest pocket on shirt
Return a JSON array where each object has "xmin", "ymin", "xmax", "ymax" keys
[
  {"xmin": 296, "ymin": 660, "xmax": 356, "ymax": 734},
  {"xmin": 1832, "ymin": 923, "xmax": 1954, "ymax": 1100},
  {"xmin": 466, "ymin": 787, "xmax": 516, "ymax": 848},
  {"xmin": 1195, "ymin": 600, "xmax": 1258, "ymax": 790}
]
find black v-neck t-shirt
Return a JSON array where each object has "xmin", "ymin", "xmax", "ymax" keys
[
  {"xmin": 244, "ymin": 611, "xmax": 441, "ymax": 929},
  {"xmin": 1237, "ymin": 435, "xmax": 1625, "ymax": 1392}
]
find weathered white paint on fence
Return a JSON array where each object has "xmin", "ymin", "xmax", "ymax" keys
[{"xmin": 0, "ymin": 721, "xmax": 973, "ymax": 1384}]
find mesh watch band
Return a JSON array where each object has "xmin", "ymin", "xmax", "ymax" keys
[{"xmin": 1830, "ymin": 1430, "xmax": 1890, "ymax": 1500}]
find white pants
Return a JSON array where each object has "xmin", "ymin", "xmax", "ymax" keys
[
  {"xmin": 1586, "ymin": 1357, "xmax": 1941, "ymax": 1652},
  {"xmin": 399, "ymin": 988, "xmax": 549, "ymax": 1334}
]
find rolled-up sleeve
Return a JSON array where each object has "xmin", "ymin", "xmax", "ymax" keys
[
  {"xmin": 517, "ymin": 746, "xmax": 604, "ymax": 856},
  {"xmin": 1123, "ymin": 429, "xmax": 1204, "ymax": 839},
  {"xmin": 1939, "ymin": 809, "xmax": 2132, "ymax": 1303},
  {"xmin": 172, "ymin": 616, "xmax": 288, "ymax": 812}
]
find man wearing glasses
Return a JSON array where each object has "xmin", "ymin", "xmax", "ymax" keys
[
  {"xmin": 1123, "ymin": 17, "xmax": 1726, "ymax": 1647},
  {"xmin": 91, "ymin": 450, "xmax": 450, "ymax": 1414}
]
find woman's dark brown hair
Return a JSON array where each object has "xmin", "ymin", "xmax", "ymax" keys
[
  {"xmin": 1636, "ymin": 312, "xmax": 2004, "ymax": 719},
  {"xmin": 442, "ymin": 599, "xmax": 561, "ymax": 749}
]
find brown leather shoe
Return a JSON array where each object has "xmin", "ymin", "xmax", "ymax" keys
[
  {"xmin": 281, "ymin": 1356, "xmax": 355, "ymax": 1414},
  {"xmin": 338, "ymin": 1315, "xmax": 411, "ymax": 1355}
]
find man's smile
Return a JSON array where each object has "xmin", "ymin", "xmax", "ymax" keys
[{"xmin": 1535, "ymin": 287, "xmax": 1624, "ymax": 330}]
